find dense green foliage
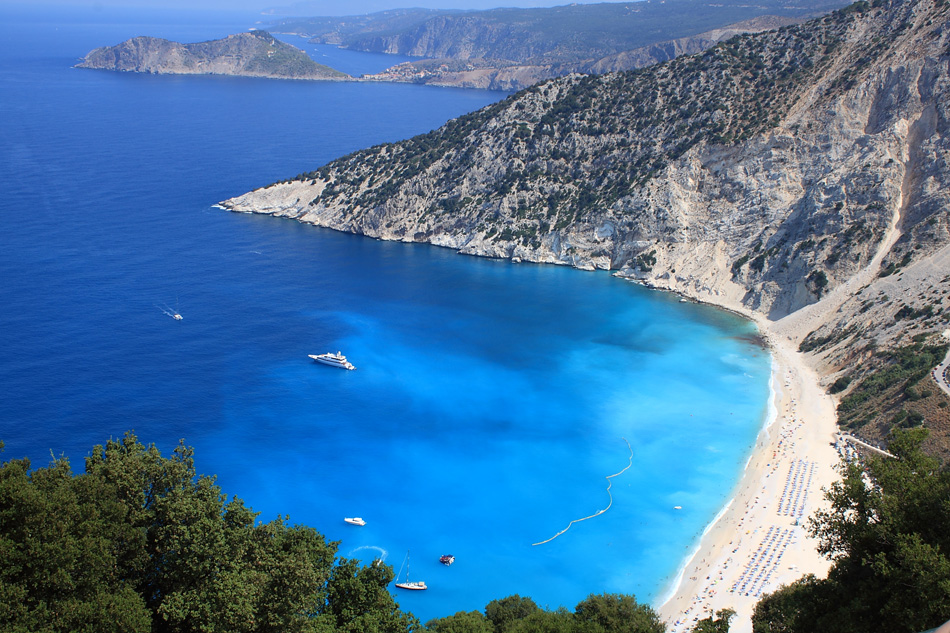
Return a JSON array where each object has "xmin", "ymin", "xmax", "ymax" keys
[
  {"xmin": 752, "ymin": 429, "xmax": 950, "ymax": 632},
  {"xmin": 0, "ymin": 434, "xmax": 418, "ymax": 633},
  {"xmin": 690, "ymin": 609, "xmax": 735, "ymax": 633},
  {"xmin": 427, "ymin": 593, "xmax": 665, "ymax": 633},
  {"xmin": 6, "ymin": 428, "xmax": 950, "ymax": 633}
]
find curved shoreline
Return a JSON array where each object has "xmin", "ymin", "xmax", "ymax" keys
[
  {"xmin": 216, "ymin": 192, "xmax": 844, "ymax": 627},
  {"xmin": 653, "ymin": 309, "xmax": 840, "ymax": 633},
  {"xmin": 655, "ymin": 353, "xmax": 782, "ymax": 611}
]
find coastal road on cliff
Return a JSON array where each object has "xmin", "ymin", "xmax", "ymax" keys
[{"xmin": 934, "ymin": 330, "xmax": 950, "ymax": 399}]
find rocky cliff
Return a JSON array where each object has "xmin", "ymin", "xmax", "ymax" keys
[
  {"xmin": 76, "ymin": 31, "xmax": 348, "ymax": 80},
  {"xmin": 224, "ymin": 0, "xmax": 950, "ymax": 452}
]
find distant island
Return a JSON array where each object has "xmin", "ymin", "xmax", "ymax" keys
[{"xmin": 75, "ymin": 30, "xmax": 349, "ymax": 81}]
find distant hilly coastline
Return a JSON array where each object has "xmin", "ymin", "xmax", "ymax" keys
[
  {"xmin": 75, "ymin": 31, "xmax": 349, "ymax": 81},
  {"xmin": 74, "ymin": 1, "xmax": 848, "ymax": 90},
  {"xmin": 271, "ymin": 0, "xmax": 849, "ymax": 89},
  {"xmin": 359, "ymin": 15, "xmax": 805, "ymax": 91}
]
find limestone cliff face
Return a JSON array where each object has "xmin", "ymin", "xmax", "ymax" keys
[
  {"xmin": 222, "ymin": 0, "xmax": 950, "ymax": 361},
  {"xmin": 76, "ymin": 31, "xmax": 348, "ymax": 80}
]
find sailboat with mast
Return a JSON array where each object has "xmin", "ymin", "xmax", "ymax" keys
[{"xmin": 394, "ymin": 550, "xmax": 427, "ymax": 591}]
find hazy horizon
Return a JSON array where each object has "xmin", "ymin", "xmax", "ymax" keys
[{"xmin": 12, "ymin": 0, "xmax": 643, "ymax": 17}]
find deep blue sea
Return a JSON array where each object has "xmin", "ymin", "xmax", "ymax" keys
[{"xmin": 0, "ymin": 5, "xmax": 771, "ymax": 623}]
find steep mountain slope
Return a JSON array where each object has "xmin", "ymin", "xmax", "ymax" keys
[
  {"xmin": 76, "ymin": 31, "xmax": 348, "ymax": 80},
  {"xmin": 223, "ymin": 0, "xmax": 950, "ymax": 452}
]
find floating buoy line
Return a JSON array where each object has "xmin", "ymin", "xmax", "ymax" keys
[{"xmin": 532, "ymin": 437, "xmax": 634, "ymax": 546}]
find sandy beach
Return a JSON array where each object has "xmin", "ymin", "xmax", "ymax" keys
[{"xmin": 655, "ymin": 317, "xmax": 841, "ymax": 633}]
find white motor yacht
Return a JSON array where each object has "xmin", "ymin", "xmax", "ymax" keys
[{"xmin": 309, "ymin": 351, "xmax": 355, "ymax": 370}]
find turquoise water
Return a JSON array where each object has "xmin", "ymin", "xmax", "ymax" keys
[{"xmin": 0, "ymin": 6, "xmax": 771, "ymax": 623}]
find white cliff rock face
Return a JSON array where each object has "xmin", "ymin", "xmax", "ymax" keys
[{"xmin": 222, "ymin": 0, "xmax": 950, "ymax": 368}]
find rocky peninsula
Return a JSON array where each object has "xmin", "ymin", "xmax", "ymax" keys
[{"xmin": 76, "ymin": 31, "xmax": 348, "ymax": 81}]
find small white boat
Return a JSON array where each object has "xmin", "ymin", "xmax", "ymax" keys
[
  {"xmin": 309, "ymin": 351, "xmax": 355, "ymax": 370},
  {"xmin": 395, "ymin": 580, "xmax": 427, "ymax": 591},
  {"xmin": 344, "ymin": 517, "xmax": 366, "ymax": 526},
  {"xmin": 439, "ymin": 554, "xmax": 455, "ymax": 566},
  {"xmin": 394, "ymin": 550, "xmax": 427, "ymax": 591},
  {"xmin": 158, "ymin": 298, "xmax": 183, "ymax": 321}
]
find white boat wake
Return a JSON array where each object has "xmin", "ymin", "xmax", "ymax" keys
[
  {"xmin": 156, "ymin": 302, "xmax": 182, "ymax": 320},
  {"xmin": 532, "ymin": 437, "xmax": 633, "ymax": 546},
  {"xmin": 349, "ymin": 545, "xmax": 388, "ymax": 562}
]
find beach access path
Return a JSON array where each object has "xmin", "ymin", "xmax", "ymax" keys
[{"xmin": 657, "ymin": 325, "xmax": 840, "ymax": 633}]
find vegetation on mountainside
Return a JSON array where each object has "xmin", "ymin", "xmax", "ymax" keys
[
  {"xmin": 281, "ymin": 0, "xmax": 924, "ymax": 254},
  {"xmin": 752, "ymin": 428, "xmax": 950, "ymax": 632},
  {"xmin": 826, "ymin": 340, "xmax": 950, "ymax": 458},
  {"xmin": 243, "ymin": 32, "xmax": 344, "ymax": 78}
]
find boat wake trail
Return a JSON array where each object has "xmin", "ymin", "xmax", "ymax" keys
[
  {"xmin": 349, "ymin": 545, "xmax": 389, "ymax": 562},
  {"xmin": 532, "ymin": 437, "xmax": 633, "ymax": 546},
  {"xmin": 155, "ymin": 300, "xmax": 182, "ymax": 320}
]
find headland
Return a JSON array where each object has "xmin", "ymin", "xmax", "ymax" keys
[{"xmin": 76, "ymin": 31, "xmax": 349, "ymax": 80}]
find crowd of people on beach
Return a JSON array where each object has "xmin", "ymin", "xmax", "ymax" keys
[{"xmin": 667, "ymin": 366, "xmax": 841, "ymax": 632}]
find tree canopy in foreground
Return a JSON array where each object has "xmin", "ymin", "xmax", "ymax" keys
[
  {"xmin": 0, "ymin": 433, "xmax": 668, "ymax": 633},
  {"xmin": 426, "ymin": 593, "xmax": 666, "ymax": 633},
  {"xmin": 6, "ymin": 427, "xmax": 947, "ymax": 633},
  {"xmin": 0, "ymin": 433, "xmax": 419, "ymax": 633},
  {"xmin": 752, "ymin": 428, "xmax": 950, "ymax": 633}
]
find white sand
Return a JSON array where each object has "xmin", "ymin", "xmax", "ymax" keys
[{"xmin": 655, "ymin": 316, "xmax": 841, "ymax": 633}]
